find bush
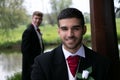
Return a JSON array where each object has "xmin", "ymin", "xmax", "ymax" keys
[{"xmin": 7, "ymin": 72, "xmax": 21, "ymax": 80}]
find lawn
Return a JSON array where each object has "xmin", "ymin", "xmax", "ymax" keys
[
  {"xmin": 116, "ymin": 18, "xmax": 120, "ymax": 37},
  {"xmin": 0, "ymin": 18, "xmax": 119, "ymax": 47}
]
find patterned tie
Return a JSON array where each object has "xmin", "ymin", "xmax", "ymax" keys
[{"xmin": 67, "ymin": 55, "xmax": 80, "ymax": 77}]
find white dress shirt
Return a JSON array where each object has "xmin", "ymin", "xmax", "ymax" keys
[
  {"xmin": 33, "ymin": 24, "xmax": 43, "ymax": 52},
  {"xmin": 62, "ymin": 45, "xmax": 85, "ymax": 80}
]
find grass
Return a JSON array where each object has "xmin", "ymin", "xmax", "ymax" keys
[
  {"xmin": 41, "ymin": 25, "xmax": 60, "ymax": 44},
  {"xmin": 0, "ymin": 25, "xmax": 25, "ymax": 45},
  {"xmin": 116, "ymin": 18, "xmax": 120, "ymax": 38},
  {"xmin": 0, "ymin": 18, "xmax": 119, "ymax": 48}
]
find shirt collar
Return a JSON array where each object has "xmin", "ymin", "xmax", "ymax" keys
[
  {"xmin": 32, "ymin": 23, "xmax": 38, "ymax": 30},
  {"xmin": 62, "ymin": 45, "xmax": 85, "ymax": 59}
]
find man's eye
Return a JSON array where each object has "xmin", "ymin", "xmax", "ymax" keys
[
  {"xmin": 73, "ymin": 27, "xmax": 80, "ymax": 30},
  {"xmin": 60, "ymin": 27, "xmax": 68, "ymax": 31}
]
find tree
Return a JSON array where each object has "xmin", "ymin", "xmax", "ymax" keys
[
  {"xmin": 50, "ymin": 0, "xmax": 72, "ymax": 18},
  {"xmin": 46, "ymin": 0, "xmax": 72, "ymax": 25},
  {"xmin": 0, "ymin": 0, "xmax": 28, "ymax": 31},
  {"xmin": 84, "ymin": 12, "xmax": 90, "ymax": 24},
  {"xmin": 114, "ymin": 0, "xmax": 120, "ymax": 17}
]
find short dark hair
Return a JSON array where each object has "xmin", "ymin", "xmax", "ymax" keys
[
  {"xmin": 57, "ymin": 8, "xmax": 85, "ymax": 26},
  {"xmin": 32, "ymin": 11, "xmax": 43, "ymax": 17}
]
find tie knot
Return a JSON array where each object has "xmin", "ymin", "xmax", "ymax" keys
[
  {"xmin": 37, "ymin": 28, "xmax": 40, "ymax": 33},
  {"xmin": 67, "ymin": 55, "xmax": 80, "ymax": 62},
  {"xmin": 37, "ymin": 28, "xmax": 42, "ymax": 35}
]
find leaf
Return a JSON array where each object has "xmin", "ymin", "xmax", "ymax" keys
[
  {"xmin": 76, "ymin": 73, "xmax": 82, "ymax": 79},
  {"xmin": 86, "ymin": 66, "xmax": 92, "ymax": 73},
  {"xmin": 88, "ymin": 76, "xmax": 95, "ymax": 80},
  {"xmin": 76, "ymin": 66, "xmax": 94, "ymax": 80}
]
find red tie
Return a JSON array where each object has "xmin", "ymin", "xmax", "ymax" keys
[
  {"xmin": 67, "ymin": 55, "xmax": 80, "ymax": 77},
  {"xmin": 37, "ymin": 28, "xmax": 42, "ymax": 35}
]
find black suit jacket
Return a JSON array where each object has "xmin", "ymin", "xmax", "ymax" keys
[
  {"xmin": 31, "ymin": 45, "xmax": 111, "ymax": 80},
  {"xmin": 21, "ymin": 24, "xmax": 44, "ymax": 80}
]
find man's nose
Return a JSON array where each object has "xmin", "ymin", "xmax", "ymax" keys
[{"xmin": 68, "ymin": 29, "xmax": 74, "ymax": 36}]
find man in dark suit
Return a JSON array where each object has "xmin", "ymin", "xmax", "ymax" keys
[
  {"xmin": 31, "ymin": 8, "xmax": 111, "ymax": 80},
  {"xmin": 21, "ymin": 11, "xmax": 44, "ymax": 80}
]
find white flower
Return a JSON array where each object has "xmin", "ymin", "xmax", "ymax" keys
[
  {"xmin": 82, "ymin": 70, "xmax": 90, "ymax": 79},
  {"xmin": 76, "ymin": 67, "xmax": 94, "ymax": 80}
]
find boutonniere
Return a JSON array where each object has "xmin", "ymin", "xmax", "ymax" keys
[{"xmin": 76, "ymin": 67, "xmax": 94, "ymax": 80}]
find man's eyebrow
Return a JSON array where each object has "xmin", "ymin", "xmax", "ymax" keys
[
  {"xmin": 59, "ymin": 26, "xmax": 67, "ymax": 28},
  {"xmin": 59, "ymin": 24, "xmax": 82, "ymax": 28},
  {"xmin": 72, "ymin": 25, "xmax": 81, "ymax": 27}
]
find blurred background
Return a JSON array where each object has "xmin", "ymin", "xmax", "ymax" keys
[{"xmin": 0, "ymin": 0, "xmax": 120, "ymax": 80}]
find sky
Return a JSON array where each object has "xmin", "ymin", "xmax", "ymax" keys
[{"xmin": 23, "ymin": 0, "xmax": 90, "ymax": 14}]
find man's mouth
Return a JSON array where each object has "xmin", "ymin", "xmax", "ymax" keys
[{"xmin": 66, "ymin": 38, "xmax": 75, "ymax": 43}]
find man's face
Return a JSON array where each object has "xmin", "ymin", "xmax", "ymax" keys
[
  {"xmin": 58, "ymin": 18, "xmax": 86, "ymax": 53},
  {"xmin": 32, "ymin": 15, "xmax": 42, "ymax": 27}
]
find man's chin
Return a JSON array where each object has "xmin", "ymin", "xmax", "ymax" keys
[{"xmin": 66, "ymin": 44, "xmax": 76, "ymax": 49}]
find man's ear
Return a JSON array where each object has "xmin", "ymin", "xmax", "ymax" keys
[{"xmin": 82, "ymin": 25, "xmax": 87, "ymax": 35}]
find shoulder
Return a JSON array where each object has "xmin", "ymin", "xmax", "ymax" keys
[
  {"xmin": 34, "ymin": 45, "xmax": 63, "ymax": 63},
  {"xmin": 33, "ymin": 49, "xmax": 56, "ymax": 67},
  {"xmin": 26, "ymin": 24, "xmax": 34, "ymax": 32},
  {"xmin": 35, "ymin": 46, "xmax": 60, "ymax": 59},
  {"xmin": 22, "ymin": 24, "xmax": 35, "ymax": 35},
  {"xmin": 83, "ymin": 45, "xmax": 110, "ymax": 65}
]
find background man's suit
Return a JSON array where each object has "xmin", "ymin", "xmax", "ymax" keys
[
  {"xmin": 31, "ymin": 45, "xmax": 111, "ymax": 80},
  {"xmin": 21, "ymin": 24, "xmax": 44, "ymax": 80}
]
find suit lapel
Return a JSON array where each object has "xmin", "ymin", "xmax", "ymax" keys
[
  {"xmin": 29, "ymin": 24, "xmax": 44, "ymax": 50},
  {"xmin": 51, "ymin": 45, "xmax": 69, "ymax": 80},
  {"xmin": 77, "ymin": 46, "xmax": 92, "ymax": 80},
  {"xmin": 78, "ymin": 57, "xmax": 91, "ymax": 72}
]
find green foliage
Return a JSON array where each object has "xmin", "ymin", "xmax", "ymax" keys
[
  {"xmin": 41, "ymin": 25, "xmax": 61, "ymax": 45},
  {"xmin": 116, "ymin": 18, "xmax": 120, "ymax": 35},
  {"xmin": 116, "ymin": 18, "xmax": 120, "ymax": 43},
  {"xmin": 0, "ymin": 25, "xmax": 25, "ymax": 45},
  {"xmin": 76, "ymin": 66, "xmax": 94, "ymax": 80},
  {"xmin": 115, "ymin": 0, "xmax": 120, "ymax": 18},
  {"xmin": 0, "ymin": 0, "xmax": 28, "ymax": 31},
  {"xmin": 7, "ymin": 72, "xmax": 21, "ymax": 80},
  {"xmin": 47, "ymin": 0, "xmax": 72, "ymax": 25},
  {"xmin": 50, "ymin": 0, "xmax": 72, "ymax": 14},
  {"xmin": 0, "ymin": 18, "xmax": 120, "ymax": 49},
  {"xmin": 84, "ymin": 12, "xmax": 90, "ymax": 23},
  {"xmin": 0, "ymin": 1, "xmax": 29, "ymax": 42}
]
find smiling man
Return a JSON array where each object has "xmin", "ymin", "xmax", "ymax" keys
[
  {"xmin": 21, "ymin": 11, "xmax": 44, "ymax": 80},
  {"xmin": 58, "ymin": 17, "xmax": 86, "ymax": 53},
  {"xmin": 31, "ymin": 8, "xmax": 111, "ymax": 80}
]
